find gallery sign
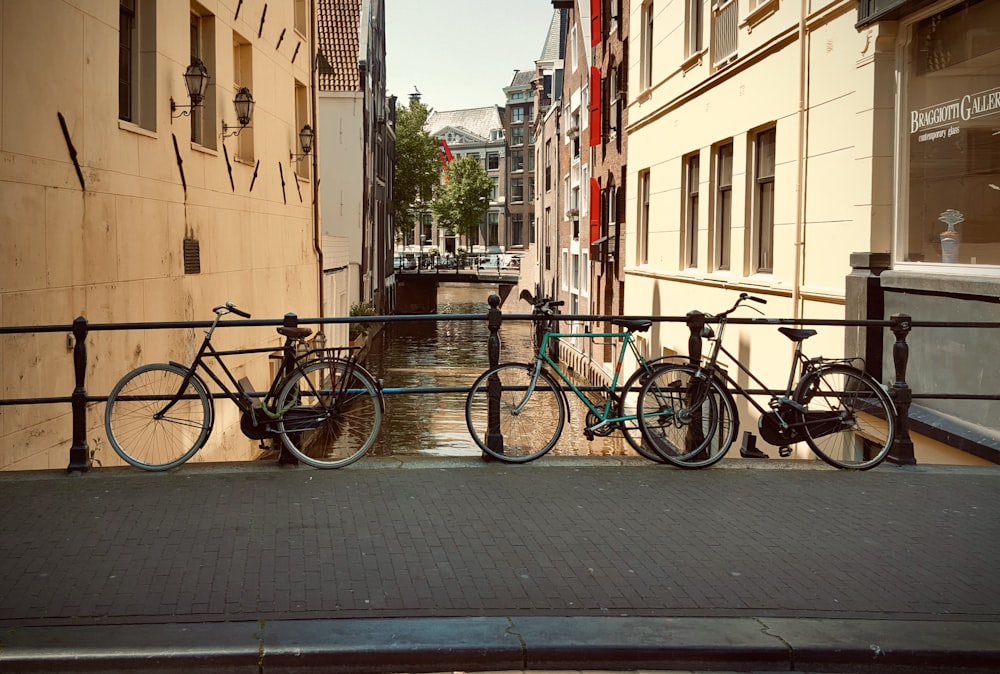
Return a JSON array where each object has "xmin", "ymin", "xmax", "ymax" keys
[{"xmin": 910, "ymin": 86, "xmax": 1000, "ymax": 141}]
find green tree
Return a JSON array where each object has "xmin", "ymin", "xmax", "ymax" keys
[
  {"xmin": 393, "ymin": 99, "xmax": 441, "ymax": 244},
  {"xmin": 431, "ymin": 155, "xmax": 493, "ymax": 252}
]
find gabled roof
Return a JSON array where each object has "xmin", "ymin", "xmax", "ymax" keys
[
  {"xmin": 509, "ymin": 69, "xmax": 534, "ymax": 90},
  {"xmin": 539, "ymin": 10, "xmax": 564, "ymax": 62},
  {"xmin": 317, "ymin": 0, "xmax": 361, "ymax": 92},
  {"xmin": 425, "ymin": 107, "xmax": 504, "ymax": 142}
]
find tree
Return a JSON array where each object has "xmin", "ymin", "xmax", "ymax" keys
[
  {"xmin": 393, "ymin": 99, "xmax": 441, "ymax": 245},
  {"xmin": 431, "ymin": 155, "xmax": 493, "ymax": 252}
]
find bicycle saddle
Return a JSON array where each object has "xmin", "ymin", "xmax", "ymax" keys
[
  {"xmin": 277, "ymin": 326, "xmax": 312, "ymax": 339},
  {"xmin": 778, "ymin": 327, "xmax": 817, "ymax": 342},
  {"xmin": 612, "ymin": 318, "xmax": 652, "ymax": 333}
]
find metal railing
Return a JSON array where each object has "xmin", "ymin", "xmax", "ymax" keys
[{"xmin": 2, "ymin": 295, "xmax": 998, "ymax": 472}]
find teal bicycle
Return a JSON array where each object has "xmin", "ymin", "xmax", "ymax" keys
[{"xmin": 464, "ymin": 290, "xmax": 676, "ymax": 463}]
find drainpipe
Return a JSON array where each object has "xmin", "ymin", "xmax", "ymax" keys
[
  {"xmin": 792, "ymin": 0, "xmax": 808, "ymax": 320},
  {"xmin": 310, "ymin": 0, "xmax": 324, "ymax": 320}
]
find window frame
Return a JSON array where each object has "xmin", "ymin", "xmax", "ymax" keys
[
  {"xmin": 683, "ymin": 152, "xmax": 700, "ymax": 269},
  {"xmin": 713, "ymin": 141, "xmax": 733, "ymax": 271},
  {"xmin": 751, "ymin": 127, "xmax": 776, "ymax": 274}
]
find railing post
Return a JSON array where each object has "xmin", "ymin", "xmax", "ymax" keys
[
  {"xmin": 485, "ymin": 293, "xmax": 503, "ymax": 458},
  {"xmin": 67, "ymin": 316, "xmax": 91, "ymax": 472},
  {"xmin": 277, "ymin": 312, "xmax": 301, "ymax": 465},
  {"xmin": 686, "ymin": 310, "xmax": 705, "ymax": 365},
  {"xmin": 888, "ymin": 313, "xmax": 916, "ymax": 465}
]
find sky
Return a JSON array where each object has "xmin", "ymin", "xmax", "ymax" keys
[{"xmin": 385, "ymin": 0, "xmax": 557, "ymax": 113}]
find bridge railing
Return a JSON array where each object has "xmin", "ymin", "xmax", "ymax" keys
[{"xmin": 1, "ymin": 293, "xmax": 998, "ymax": 471}]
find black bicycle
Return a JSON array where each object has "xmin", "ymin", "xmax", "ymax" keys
[
  {"xmin": 636, "ymin": 293, "xmax": 897, "ymax": 470},
  {"xmin": 104, "ymin": 303, "xmax": 383, "ymax": 470}
]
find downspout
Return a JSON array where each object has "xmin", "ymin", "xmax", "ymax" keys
[
  {"xmin": 310, "ymin": 0, "xmax": 324, "ymax": 320},
  {"xmin": 792, "ymin": 0, "xmax": 808, "ymax": 320}
]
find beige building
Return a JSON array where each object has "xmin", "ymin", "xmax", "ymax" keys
[
  {"xmin": 0, "ymin": 1, "xmax": 320, "ymax": 470},
  {"xmin": 622, "ymin": 0, "xmax": 997, "ymax": 463}
]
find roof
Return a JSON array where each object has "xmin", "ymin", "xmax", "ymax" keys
[
  {"xmin": 317, "ymin": 0, "xmax": 361, "ymax": 91},
  {"xmin": 425, "ymin": 107, "xmax": 504, "ymax": 142},
  {"xmin": 509, "ymin": 69, "xmax": 534, "ymax": 90},
  {"xmin": 539, "ymin": 10, "xmax": 564, "ymax": 62}
]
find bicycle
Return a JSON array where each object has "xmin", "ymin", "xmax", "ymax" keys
[
  {"xmin": 104, "ymin": 302, "xmax": 383, "ymax": 470},
  {"xmin": 463, "ymin": 290, "xmax": 676, "ymax": 463},
  {"xmin": 635, "ymin": 293, "xmax": 896, "ymax": 470}
]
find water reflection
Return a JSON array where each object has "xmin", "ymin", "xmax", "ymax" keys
[{"xmin": 365, "ymin": 284, "xmax": 639, "ymax": 458}]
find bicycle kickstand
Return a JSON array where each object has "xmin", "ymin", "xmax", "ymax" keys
[{"xmin": 739, "ymin": 431, "xmax": 770, "ymax": 459}]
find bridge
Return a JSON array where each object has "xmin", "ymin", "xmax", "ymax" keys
[{"xmin": 395, "ymin": 267, "xmax": 520, "ymax": 313}]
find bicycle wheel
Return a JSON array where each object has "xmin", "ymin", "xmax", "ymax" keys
[
  {"xmin": 617, "ymin": 357, "xmax": 688, "ymax": 463},
  {"xmin": 105, "ymin": 363, "xmax": 213, "ymax": 471},
  {"xmin": 793, "ymin": 364, "xmax": 895, "ymax": 470},
  {"xmin": 275, "ymin": 359, "xmax": 382, "ymax": 469},
  {"xmin": 465, "ymin": 362, "xmax": 566, "ymax": 463},
  {"xmin": 637, "ymin": 364, "xmax": 738, "ymax": 468}
]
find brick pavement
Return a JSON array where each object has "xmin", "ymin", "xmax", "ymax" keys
[{"xmin": 1, "ymin": 457, "xmax": 999, "ymax": 672}]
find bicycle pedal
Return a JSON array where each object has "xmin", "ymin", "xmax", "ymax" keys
[
  {"xmin": 779, "ymin": 446, "xmax": 793, "ymax": 458},
  {"xmin": 583, "ymin": 429, "xmax": 595, "ymax": 441}
]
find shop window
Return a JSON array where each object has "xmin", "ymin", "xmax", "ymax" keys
[{"xmin": 899, "ymin": 0, "xmax": 1000, "ymax": 268}]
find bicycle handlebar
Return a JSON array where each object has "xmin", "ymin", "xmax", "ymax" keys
[{"xmin": 213, "ymin": 302, "xmax": 252, "ymax": 319}]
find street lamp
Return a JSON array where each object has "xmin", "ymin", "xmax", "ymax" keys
[
  {"xmin": 170, "ymin": 58, "xmax": 210, "ymax": 119},
  {"xmin": 221, "ymin": 87, "xmax": 255, "ymax": 138}
]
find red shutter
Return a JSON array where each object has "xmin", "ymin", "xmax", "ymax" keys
[
  {"xmin": 590, "ymin": 178, "xmax": 601, "ymax": 243},
  {"xmin": 589, "ymin": 67, "xmax": 601, "ymax": 147},
  {"xmin": 591, "ymin": 0, "xmax": 602, "ymax": 46}
]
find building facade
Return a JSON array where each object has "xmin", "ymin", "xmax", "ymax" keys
[
  {"xmin": 853, "ymin": 0, "xmax": 999, "ymax": 463},
  {"xmin": 503, "ymin": 70, "xmax": 537, "ymax": 258},
  {"xmin": 424, "ymin": 106, "xmax": 507, "ymax": 254},
  {"xmin": 589, "ymin": 0, "xmax": 630, "ymax": 368},
  {"xmin": 317, "ymin": 0, "xmax": 396, "ymax": 322},
  {"xmin": 621, "ymin": 0, "xmax": 998, "ymax": 464},
  {"xmin": 1, "ymin": 1, "xmax": 320, "ymax": 469}
]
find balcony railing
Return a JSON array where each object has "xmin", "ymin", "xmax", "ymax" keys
[{"xmin": 712, "ymin": 0, "xmax": 738, "ymax": 68}]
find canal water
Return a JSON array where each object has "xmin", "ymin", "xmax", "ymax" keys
[{"xmin": 364, "ymin": 283, "xmax": 639, "ymax": 459}]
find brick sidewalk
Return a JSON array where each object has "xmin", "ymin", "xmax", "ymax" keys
[{"xmin": 1, "ymin": 457, "xmax": 999, "ymax": 672}]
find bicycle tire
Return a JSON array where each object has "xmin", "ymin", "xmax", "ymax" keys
[
  {"xmin": 105, "ymin": 363, "xmax": 213, "ymax": 471},
  {"xmin": 465, "ymin": 362, "xmax": 566, "ymax": 463},
  {"xmin": 617, "ymin": 357, "xmax": 689, "ymax": 463},
  {"xmin": 636, "ymin": 364, "xmax": 738, "ymax": 468},
  {"xmin": 275, "ymin": 358, "xmax": 383, "ymax": 469},
  {"xmin": 793, "ymin": 364, "xmax": 895, "ymax": 470}
]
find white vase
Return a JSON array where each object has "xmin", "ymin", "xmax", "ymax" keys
[{"xmin": 940, "ymin": 235, "xmax": 960, "ymax": 263}]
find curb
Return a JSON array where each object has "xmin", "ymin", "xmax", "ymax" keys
[{"xmin": 3, "ymin": 616, "xmax": 999, "ymax": 673}]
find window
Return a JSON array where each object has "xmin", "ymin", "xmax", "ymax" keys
[
  {"xmin": 544, "ymin": 140, "xmax": 552, "ymax": 191},
  {"xmin": 510, "ymin": 150, "xmax": 523, "ymax": 172},
  {"xmin": 294, "ymin": 0, "xmax": 307, "ymax": 36},
  {"xmin": 488, "ymin": 212, "xmax": 500, "ymax": 246},
  {"xmin": 489, "ymin": 177, "xmax": 498, "ymax": 201},
  {"xmin": 511, "ymin": 127, "xmax": 525, "ymax": 146},
  {"xmin": 294, "ymin": 82, "xmax": 310, "ymax": 178},
  {"xmin": 683, "ymin": 153, "xmax": 700, "ymax": 268},
  {"xmin": 712, "ymin": 0, "xmax": 738, "ymax": 68},
  {"xmin": 119, "ymin": 0, "xmax": 157, "ymax": 130},
  {"xmin": 638, "ymin": 169, "xmax": 651, "ymax": 264},
  {"xmin": 899, "ymin": 0, "xmax": 1000, "ymax": 267},
  {"xmin": 487, "ymin": 152, "xmax": 500, "ymax": 170},
  {"xmin": 190, "ymin": 5, "xmax": 217, "ymax": 147},
  {"xmin": 511, "ymin": 177, "xmax": 524, "ymax": 203},
  {"xmin": 714, "ymin": 141, "xmax": 733, "ymax": 270},
  {"xmin": 232, "ymin": 33, "xmax": 254, "ymax": 160},
  {"xmin": 753, "ymin": 128, "xmax": 776, "ymax": 273},
  {"xmin": 641, "ymin": 1, "xmax": 654, "ymax": 91},
  {"xmin": 686, "ymin": 0, "xmax": 703, "ymax": 56},
  {"xmin": 528, "ymin": 151, "xmax": 535, "ymax": 172},
  {"xmin": 528, "ymin": 177, "xmax": 535, "ymax": 201},
  {"xmin": 512, "ymin": 107, "xmax": 525, "ymax": 123},
  {"xmin": 511, "ymin": 213, "xmax": 524, "ymax": 246}
]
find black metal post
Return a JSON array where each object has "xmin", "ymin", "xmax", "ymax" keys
[
  {"xmin": 67, "ymin": 316, "xmax": 91, "ymax": 472},
  {"xmin": 277, "ymin": 312, "xmax": 301, "ymax": 465},
  {"xmin": 686, "ymin": 310, "xmax": 705, "ymax": 365},
  {"xmin": 888, "ymin": 313, "xmax": 916, "ymax": 465},
  {"xmin": 485, "ymin": 293, "xmax": 503, "ymax": 458}
]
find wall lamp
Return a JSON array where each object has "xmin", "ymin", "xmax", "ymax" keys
[
  {"xmin": 221, "ymin": 87, "xmax": 255, "ymax": 138},
  {"xmin": 170, "ymin": 58, "xmax": 210, "ymax": 119},
  {"xmin": 290, "ymin": 124, "xmax": 315, "ymax": 162}
]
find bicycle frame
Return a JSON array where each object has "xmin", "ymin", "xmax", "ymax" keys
[{"xmin": 515, "ymin": 327, "xmax": 649, "ymax": 434}]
